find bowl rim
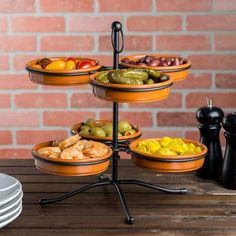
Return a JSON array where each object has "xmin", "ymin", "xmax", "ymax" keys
[
  {"xmin": 89, "ymin": 70, "xmax": 173, "ymax": 91},
  {"xmin": 71, "ymin": 120, "xmax": 142, "ymax": 141},
  {"xmin": 129, "ymin": 138, "xmax": 207, "ymax": 160},
  {"xmin": 119, "ymin": 54, "xmax": 191, "ymax": 72},
  {"xmin": 25, "ymin": 57, "xmax": 102, "ymax": 75},
  {"xmin": 32, "ymin": 140, "xmax": 113, "ymax": 165}
]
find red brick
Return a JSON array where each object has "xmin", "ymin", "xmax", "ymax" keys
[
  {"xmin": 0, "ymin": 131, "xmax": 12, "ymax": 145},
  {"xmin": 100, "ymin": 112, "xmax": 153, "ymax": 127},
  {"xmin": 0, "ymin": 112, "xmax": 39, "ymax": 127},
  {"xmin": 141, "ymin": 130, "xmax": 182, "ymax": 138},
  {"xmin": 16, "ymin": 130, "xmax": 68, "ymax": 145},
  {"xmin": 156, "ymin": 35, "xmax": 210, "ymax": 51},
  {"xmin": 189, "ymin": 54, "xmax": 236, "ymax": 70},
  {"xmin": 12, "ymin": 16, "xmax": 65, "ymax": 32},
  {"xmin": 15, "ymin": 93, "xmax": 67, "ymax": 108},
  {"xmin": 41, "ymin": 36, "xmax": 93, "ymax": 52},
  {"xmin": 215, "ymin": 0, "xmax": 236, "ymax": 11},
  {"xmin": 0, "ymin": 17, "xmax": 6, "ymax": 32},
  {"xmin": 128, "ymin": 93, "xmax": 182, "ymax": 108},
  {"xmin": 99, "ymin": 0, "xmax": 152, "ymax": 12},
  {"xmin": 157, "ymin": 0, "xmax": 212, "ymax": 11},
  {"xmin": 43, "ymin": 111, "xmax": 96, "ymax": 126},
  {"xmin": 92, "ymin": 55, "xmax": 112, "ymax": 67},
  {"xmin": 0, "ymin": 149, "xmax": 32, "ymax": 159},
  {"xmin": 0, "ymin": 55, "xmax": 8, "ymax": 70},
  {"xmin": 215, "ymin": 34, "xmax": 236, "ymax": 50},
  {"xmin": 215, "ymin": 73, "xmax": 236, "ymax": 89},
  {"xmin": 40, "ymin": 0, "xmax": 93, "ymax": 12},
  {"xmin": 0, "ymin": 74, "xmax": 37, "ymax": 89},
  {"xmin": 173, "ymin": 73, "xmax": 212, "ymax": 89},
  {"xmin": 127, "ymin": 16, "xmax": 182, "ymax": 32},
  {"xmin": 158, "ymin": 112, "xmax": 197, "ymax": 127},
  {"xmin": 187, "ymin": 15, "xmax": 236, "ymax": 31},
  {"xmin": 0, "ymin": 36, "xmax": 36, "ymax": 52},
  {"xmin": 0, "ymin": 0, "xmax": 35, "ymax": 13},
  {"xmin": 0, "ymin": 94, "xmax": 10, "ymax": 108},
  {"xmin": 70, "ymin": 16, "xmax": 123, "ymax": 32},
  {"xmin": 13, "ymin": 54, "xmax": 45, "ymax": 71},
  {"xmin": 99, "ymin": 35, "xmax": 153, "ymax": 51},
  {"xmin": 71, "ymin": 93, "xmax": 112, "ymax": 108},
  {"xmin": 186, "ymin": 92, "xmax": 236, "ymax": 109},
  {"xmin": 42, "ymin": 84, "xmax": 90, "ymax": 91}
]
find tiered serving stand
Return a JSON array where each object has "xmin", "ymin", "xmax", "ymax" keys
[{"xmin": 26, "ymin": 21, "xmax": 206, "ymax": 224}]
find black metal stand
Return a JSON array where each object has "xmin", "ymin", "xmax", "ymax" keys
[{"xmin": 40, "ymin": 21, "xmax": 188, "ymax": 224}]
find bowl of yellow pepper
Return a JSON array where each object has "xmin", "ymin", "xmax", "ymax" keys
[
  {"xmin": 129, "ymin": 137, "xmax": 207, "ymax": 173},
  {"xmin": 26, "ymin": 57, "xmax": 102, "ymax": 86}
]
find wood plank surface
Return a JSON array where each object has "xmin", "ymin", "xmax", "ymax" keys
[{"xmin": 0, "ymin": 159, "xmax": 236, "ymax": 236}]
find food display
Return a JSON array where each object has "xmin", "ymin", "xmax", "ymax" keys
[
  {"xmin": 121, "ymin": 55, "xmax": 187, "ymax": 67},
  {"xmin": 37, "ymin": 134, "xmax": 109, "ymax": 160},
  {"xmin": 33, "ymin": 57, "xmax": 98, "ymax": 71},
  {"xmin": 95, "ymin": 69, "xmax": 169, "ymax": 85},
  {"xmin": 71, "ymin": 119, "xmax": 142, "ymax": 142},
  {"xmin": 135, "ymin": 137, "xmax": 202, "ymax": 156}
]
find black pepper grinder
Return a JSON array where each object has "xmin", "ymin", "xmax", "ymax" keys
[
  {"xmin": 196, "ymin": 99, "xmax": 224, "ymax": 180},
  {"xmin": 222, "ymin": 112, "xmax": 236, "ymax": 189}
]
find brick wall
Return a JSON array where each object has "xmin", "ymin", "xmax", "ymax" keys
[{"xmin": 0, "ymin": 0, "xmax": 235, "ymax": 158}]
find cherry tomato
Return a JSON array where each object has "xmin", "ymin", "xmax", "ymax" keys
[
  {"xmin": 90, "ymin": 60, "xmax": 97, "ymax": 67},
  {"xmin": 78, "ymin": 60, "xmax": 93, "ymax": 69}
]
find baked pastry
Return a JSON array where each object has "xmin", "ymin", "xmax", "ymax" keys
[
  {"xmin": 37, "ymin": 147, "xmax": 61, "ymax": 158},
  {"xmin": 83, "ymin": 141, "xmax": 108, "ymax": 158},
  {"xmin": 58, "ymin": 134, "xmax": 81, "ymax": 150},
  {"xmin": 61, "ymin": 146, "xmax": 85, "ymax": 160}
]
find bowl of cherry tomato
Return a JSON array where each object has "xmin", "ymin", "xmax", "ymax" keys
[{"xmin": 26, "ymin": 57, "xmax": 102, "ymax": 86}]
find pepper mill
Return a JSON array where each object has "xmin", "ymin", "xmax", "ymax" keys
[
  {"xmin": 196, "ymin": 99, "xmax": 224, "ymax": 180},
  {"xmin": 222, "ymin": 112, "xmax": 236, "ymax": 189}
]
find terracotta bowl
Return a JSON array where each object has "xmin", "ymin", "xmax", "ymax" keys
[
  {"xmin": 120, "ymin": 54, "xmax": 191, "ymax": 82},
  {"xmin": 129, "ymin": 138, "xmax": 207, "ymax": 173},
  {"xmin": 26, "ymin": 57, "xmax": 102, "ymax": 86},
  {"xmin": 89, "ymin": 70, "xmax": 173, "ymax": 103},
  {"xmin": 32, "ymin": 141, "xmax": 112, "ymax": 176},
  {"xmin": 71, "ymin": 120, "xmax": 142, "ymax": 144}
]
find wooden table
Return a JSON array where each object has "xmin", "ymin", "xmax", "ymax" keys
[{"xmin": 0, "ymin": 159, "xmax": 236, "ymax": 236}]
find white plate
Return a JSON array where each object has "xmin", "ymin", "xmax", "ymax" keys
[
  {"xmin": 0, "ymin": 173, "xmax": 19, "ymax": 193},
  {"xmin": 0, "ymin": 182, "xmax": 22, "ymax": 207},
  {"xmin": 0, "ymin": 190, "xmax": 23, "ymax": 215},
  {"xmin": 0, "ymin": 205, "xmax": 22, "ymax": 228},
  {"xmin": 0, "ymin": 201, "xmax": 22, "ymax": 222}
]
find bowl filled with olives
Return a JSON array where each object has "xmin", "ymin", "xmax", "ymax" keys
[
  {"xmin": 129, "ymin": 137, "xmax": 207, "ymax": 173},
  {"xmin": 71, "ymin": 118, "xmax": 142, "ymax": 143},
  {"xmin": 89, "ymin": 68, "xmax": 173, "ymax": 103},
  {"xmin": 120, "ymin": 54, "xmax": 191, "ymax": 82},
  {"xmin": 26, "ymin": 57, "xmax": 102, "ymax": 86}
]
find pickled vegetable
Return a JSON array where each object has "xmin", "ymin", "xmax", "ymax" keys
[{"xmin": 135, "ymin": 137, "xmax": 202, "ymax": 156}]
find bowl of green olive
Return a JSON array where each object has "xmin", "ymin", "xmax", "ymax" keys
[{"xmin": 71, "ymin": 118, "xmax": 142, "ymax": 144}]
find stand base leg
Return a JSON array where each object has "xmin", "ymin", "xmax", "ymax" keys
[
  {"xmin": 118, "ymin": 179, "xmax": 188, "ymax": 194},
  {"xmin": 40, "ymin": 180, "xmax": 110, "ymax": 205}
]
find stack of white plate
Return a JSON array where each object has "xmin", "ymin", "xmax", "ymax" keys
[{"xmin": 0, "ymin": 173, "xmax": 23, "ymax": 228}]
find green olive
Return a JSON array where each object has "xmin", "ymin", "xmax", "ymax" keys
[
  {"xmin": 85, "ymin": 118, "xmax": 95, "ymax": 128},
  {"xmin": 118, "ymin": 121, "xmax": 132, "ymax": 133},
  {"xmin": 80, "ymin": 125, "xmax": 90, "ymax": 131},
  {"xmin": 124, "ymin": 129, "xmax": 136, "ymax": 136},
  {"xmin": 101, "ymin": 124, "xmax": 113, "ymax": 137},
  {"xmin": 91, "ymin": 127, "xmax": 106, "ymax": 137},
  {"xmin": 79, "ymin": 130, "xmax": 90, "ymax": 136},
  {"xmin": 146, "ymin": 79, "xmax": 155, "ymax": 85}
]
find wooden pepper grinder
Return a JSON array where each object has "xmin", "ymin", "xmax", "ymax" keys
[
  {"xmin": 196, "ymin": 99, "xmax": 224, "ymax": 180},
  {"xmin": 222, "ymin": 112, "xmax": 236, "ymax": 189}
]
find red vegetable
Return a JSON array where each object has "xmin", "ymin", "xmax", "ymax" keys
[{"xmin": 78, "ymin": 60, "xmax": 93, "ymax": 69}]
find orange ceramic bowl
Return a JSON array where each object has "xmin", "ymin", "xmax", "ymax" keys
[
  {"xmin": 71, "ymin": 120, "xmax": 142, "ymax": 144},
  {"xmin": 120, "ymin": 54, "xmax": 191, "ymax": 82},
  {"xmin": 89, "ymin": 70, "xmax": 173, "ymax": 103},
  {"xmin": 26, "ymin": 57, "xmax": 102, "ymax": 86},
  {"xmin": 129, "ymin": 138, "xmax": 207, "ymax": 173},
  {"xmin": 32, "ymin": 140, "xmax": 112, "ymax": 176}
]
